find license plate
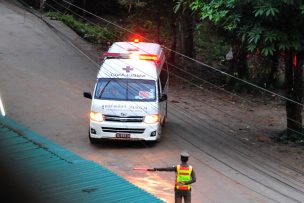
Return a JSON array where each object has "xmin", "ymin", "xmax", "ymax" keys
[{"xmin": 116, "ymin": 133, "xmax": 130, "ymax": 138}]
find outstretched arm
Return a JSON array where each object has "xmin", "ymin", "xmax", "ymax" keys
[{"xmin": 148, "ymin": 166, "xmax": 176, "ymax": 172}]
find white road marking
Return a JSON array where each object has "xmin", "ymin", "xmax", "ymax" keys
[{"xmin": 0, "ymin": 96, "xmax": 6, "ymax": 116}]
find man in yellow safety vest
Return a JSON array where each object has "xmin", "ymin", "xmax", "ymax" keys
[{"xmin": 148, "ymin": 151, "xmax": 196, "ymax": 203}]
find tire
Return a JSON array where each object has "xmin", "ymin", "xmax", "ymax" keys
[
  {"xmin": 161, "ymin": 117, "xmax": 166, "ymax": 126},
  {"xmin": 156, "ymin": 126, "xmax": 162, "ymax": 143},
  {"xmin": 161, "ymin": 101, "xmax": 168, "ymax": 126},
  {"xmin": 88, "ymin": 130, "xmax": 99, "ymax": 144},
  {"xmin": 146, "ymin": 139, "xmax": 160, "ymax": 146}
]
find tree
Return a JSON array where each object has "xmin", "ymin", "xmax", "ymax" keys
[
  {"xmin": 191, "ymin": 0, "xmax": 304, "ymax": 140},
  {"xmin": 191, "ymin": 0, "xmax": 250, "ymax": 84},
  {"xmin": 117, "ymin": 0, "xmax": 175, "ymax": 43},
  {"xmin": 174, "ymin": 0, "xmax": 195, "ymax": 58},
  {"xmin": 117, "ymin": 0, "xmax": 147, "ymax": 13},
  {"xmin": 120, "ymin": 0, "xmax": 196, "ymax": 64},
  {"xmin": 22, "ymin": 0, "xmax": 40, "ymax": 8}
]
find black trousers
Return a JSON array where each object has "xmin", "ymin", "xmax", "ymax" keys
[{"xmin": 175, "ymin": 189, "xmax": 191, "ymax": 203}]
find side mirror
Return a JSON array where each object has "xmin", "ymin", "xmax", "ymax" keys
[
  {"xmin": 83, "ymin": 92, "xmax": 92, "ymax": 99},
  {"xmin": 160, "ymin": 94, "xmax": 167, "ymax": 102}
]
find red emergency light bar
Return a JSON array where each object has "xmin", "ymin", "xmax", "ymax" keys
[
  {"xmin": 139, "ymin": 54, "xmax": 158, "ymax": 61},
  {"xmin": 103, "ymin": 52, "xmax": 158, "ymax": 62},
  {"xmin": 103, "ymin": 52, "xmax": 120, "ymax": 57}
]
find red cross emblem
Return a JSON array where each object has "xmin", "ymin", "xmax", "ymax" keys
[{"xmin": 123, "ymin": 66, "xmax": 133, "ymax": 73}]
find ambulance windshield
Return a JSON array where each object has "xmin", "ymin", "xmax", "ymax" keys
[{"xmin": 95, "ymin": 78, "xmax": 156, "ymax": 101}]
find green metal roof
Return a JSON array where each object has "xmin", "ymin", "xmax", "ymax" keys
[{"xmin": 0, "ymin": 117, "xmax": 164, "ymax": 203}]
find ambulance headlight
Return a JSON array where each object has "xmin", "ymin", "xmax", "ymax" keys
[
  {"xmin": 144, "ymin": 114, "xmax": 160, "ymax": 124},
  {"xmin": 90, "ymin": 111, "xmax": 104, "ymax": 122}
]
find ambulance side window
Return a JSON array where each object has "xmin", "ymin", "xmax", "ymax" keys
[{"xmin": 160, "ymin": 66, "xmax": 168, "ymax": 91}]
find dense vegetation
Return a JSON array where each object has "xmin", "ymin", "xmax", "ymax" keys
[
  {"xmin": 22, "ymin": 0, "xmax": 304, "ymax": 141},
  {"xmin": 190, "ymin": 0, "xmax": 304, "ymax": 140}
]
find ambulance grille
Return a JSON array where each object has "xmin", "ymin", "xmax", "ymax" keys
[
  {"xmin": 102, "ymin": 127, "xmax": 145, "ymax": 134},
  {"xmin": 104, "ymin": 115, "xmax": 144, "ymax": 122}
]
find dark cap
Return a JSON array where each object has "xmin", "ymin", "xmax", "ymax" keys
[{"xmin": 180, "ymin": 151, "xmax": 189, "ymax": 158}]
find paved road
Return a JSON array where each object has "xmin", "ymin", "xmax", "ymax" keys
[{"xmin": 1, "ymin": 1, "xmax": 304, "ymax": 202}]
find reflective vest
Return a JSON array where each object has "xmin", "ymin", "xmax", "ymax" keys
[{"xmin": 176, "ymin": 165, "xmax": 192, "ymax": 190}]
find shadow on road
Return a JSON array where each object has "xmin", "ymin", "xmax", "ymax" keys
[{"xmin": 89, "ymin": 139, "xmax": 159, "ymax": 149}]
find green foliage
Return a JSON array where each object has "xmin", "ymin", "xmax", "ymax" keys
[
  {"xmin": 194, "ymin": 23, "xmax": 229, "ymax": 66},
  {"xmin": 253, "ymin": 4, "xmax": 279, "ymax": 17},
  {"xmin": 301, "ymin": 5, "xmax": 304, "ymax": 14},
  {"xmin": 46, "ymin": 12, "xmax": 116, "ymax": 44},
  {"xmin": 189, "ymin": 0, "xmax": 304, "ymax": 140},
  {"xmin": 174, "ymin": 0, "xmax": 193, "ymax": 13},
  {"xmin": 190, "ymin": 0, "xmax": 304, "ymax": 56},
  {"xmin": 117, "ymin": 0, "xmax": 147, "ymax": 9},
  {"xmin": 114, "ymin": 0, "xmax": 175, "ymax": 43},
  {"xmin": 191, "ymin": 0, "xmax": 240, "ymax": 31}
]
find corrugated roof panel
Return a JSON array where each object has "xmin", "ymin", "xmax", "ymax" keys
[
  {"xmin": 0, "ymin": 117, "xmax": 164, "ymax": 203},
  {"xmin": 0, "ymin": 142, "xmax": 35, "ymax": 154}
]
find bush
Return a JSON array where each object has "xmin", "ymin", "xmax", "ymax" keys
[{"xmin": 46, "ymin": 12, "xmax": 116, "ymax": 44}]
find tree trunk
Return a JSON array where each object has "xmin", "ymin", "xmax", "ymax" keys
[
  {"xmin": 183, "ymin": 10, "xmax": 194, "ymax": 58},
  {"xmin": 40, "ymin": 0, "xmax": 46, "ymax": 10},
  {"xmin": 227, "ymin": 42, "xmax": 248, "ymax": 87},
  {"xmin": 156, "ymin": 18, "xmax": 160, "ymax": 43},
  {"xmin": 176, "ymin": 9, "xmax": 194, "ymax": 58},
  {"xmin": 168, "ymin": 13, "xmax": 177, "ymax": 65},
  {"xmin": 82, "ymin": 0, "xmax": 86, "ymax": 16},
  {"xmin": 285, "ymin": 51, "xmax": 303, "ymax": 140},
  {"xmin": 267, "ymin": 52, "xmax": 279, "ymax": 89},
  {"xmin": 237, "ymin": 47, "xmax": 248, "ymax": 79},
  {"xmin": 24, "ymin": 0, "xmax": 40, "ymax": 8}
]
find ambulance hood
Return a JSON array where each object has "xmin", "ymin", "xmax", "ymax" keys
[{"xmin": 91, "ymin": 99, "xmax": 158, "ymax": 116}]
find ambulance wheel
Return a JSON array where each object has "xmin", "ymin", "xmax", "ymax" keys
[
  {"xmin": 161, "ymin": 102, "xmax": 167, "ymax": 126},
  {"xmin": 88, "ymin": 130, "xmax": 98, "ymax": 144},
  {"xmin": 147, "ymin": 132, "xmax": 161, "ymax": 145},
  {"xmin": 155, "ymin": 127, "xmax": 162, "ymax": 143},
  {"xmin": 89, "ymin": 136, "xmax": 99, "ymax": 144},
  {"xmin": 161, "ymin": 117, "xmax": 166, "ymax": 126},
  {"xmin": 147, "ymin": 138, "xmax": 160, "ymax": 145}
]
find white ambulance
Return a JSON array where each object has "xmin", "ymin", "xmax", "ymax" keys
[{"xmin": 84, "ymin": 40, "xmax": 169, "ymax": 143}]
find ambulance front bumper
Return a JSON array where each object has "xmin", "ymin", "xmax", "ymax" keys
[{"xmin": 89, "ymin": 120, "xmax": 161, "ymax": 141}]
